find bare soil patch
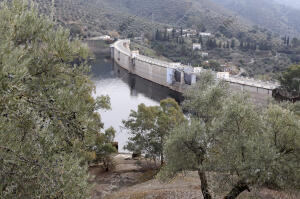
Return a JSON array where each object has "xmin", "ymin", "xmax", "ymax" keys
[{"xmin": 89, "ymin": 154, "xmax": 299, "ymax": 199}]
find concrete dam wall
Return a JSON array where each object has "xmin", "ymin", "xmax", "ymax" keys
[{"xmin": 110, "ymin": 40, "xmax": 279, "ymax": 103}]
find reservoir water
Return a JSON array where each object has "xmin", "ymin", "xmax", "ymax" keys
[{"xmin": 89, "ymin": 41, "xmax": 182, "ymax": 152}]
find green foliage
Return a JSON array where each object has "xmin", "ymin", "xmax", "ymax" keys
[
  {"xmin": 204, "ymin": 60, "xmax": 222, "ymax": 71},
  {"xmin": 94, "ymin": 127, "xmax": 117, "ymax": 171},
  {"xmin": 183, "ymin": 72, "xmax": 229, "ymax": 121},
  {"xmin": 214, "ymin": 0, "xmax": 300, "ymax": 37},
  {"xmin": 123, "ymin": 98, "xmax": 185, "ymax": 164},
  {"xmin": 263, "ymin": 104, "xmax": 300, "ymax": 188},
  {"xmin": 291, "ymin": 101, "xmax": 300, "ymax": 117},
  {"xmin": 159, "ymin": 72, "xmax": 300, "ymax": 199},
  {"xmin": 34, "ymin": 0, "xmax": 164, "ymax": 38},
  {"xmin": 0, "ymin": 1, "xmax": 110, "ymax": 198},
  {"xmin": 279, "ymin": 64, "xmax": 300, "ymax": 96}
]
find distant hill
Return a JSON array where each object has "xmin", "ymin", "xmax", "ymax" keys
[
  {"xmin": 4, "ymin": 0, "xmax": 300, "ymax": 39},
  {"xmin": 30, "ymin": 0, "xmax": 274, "ymax": 42},
  {"xmin": 212, "ymin": 0, "xmax": 300, "ymax": 37},
  {"xmin": 6, "ymin": 0, "xmax": 296, "ymax": 77},
  {"xmin": 34, "ymin": 0, "xmax": 164, "ymax": 38},
  {"xmin": 107, "ymin": 0, "xmax": 268, "ymax": 39}
]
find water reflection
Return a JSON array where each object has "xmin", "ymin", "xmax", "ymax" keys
[{"xmin": 90, "ymin": 46, "xmax": 182, "ymax": 152}]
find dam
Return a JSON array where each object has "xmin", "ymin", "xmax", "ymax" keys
[{"xmin": 110, "ymin": 39, "xmax": 280, "ymax": 103}]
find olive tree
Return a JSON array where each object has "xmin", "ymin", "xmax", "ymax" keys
[
  {"xmin": 215, "ymin": 102, "xmax": 300, "ymax": 198},
  {"xmin": 0, "ymin": 1, "xmax": 110, "ymax": 198},
  {"xmin": 94, "ymin": 127, "xmax": 117, "ymax": 171},
  {"xmin": 158, "ymin": 72, "xmax": 230, "ymax": 199},
  {"xmin": 123, "ymin": 98, "xmax": 185, "ymax": 165},
  {"xmin": 291, "ymin": 101, "xmax": 300, "ymax": 117},
  {"xmin": 279, "ymin": 64, "xmax": 300, "ymax": 97},
  {"xmin": 159, "ymin": 72, "xmax": 300, "ymax": 199}
]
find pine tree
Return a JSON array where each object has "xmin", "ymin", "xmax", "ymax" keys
[
  {"xmin": 226, "ymin": 41, "xmax": 230, "ymax": 48},
  {"xmin": 213, "ymin": 39, "xmax": 217, "ymax": 48},
  {"xmin": 284, "ymin": 35, "xmax": 287, "ymax": 45},
  {"xmin": 155, "ymin": 29, "xmax": 161, "ymax": 41},
  {"xmin": 172, "ymin": 28, "xmax": 176, "ymax": 39},
  {"xmin": 180, "ymin": 27, "xmax": 183, "ymax": 37},
  {"xmin": 240, "ymin": 40, "xmax": 244, "ymax": 49},
  {"xmin": 231, "ymin": 39, "xmax": 235, "ymax": 48},
  {"xmin": 198, "ymin": 35, "xmax": 203, "ymax": 45},
  {"xmin": 246, "ymin": 42, "xmax": 251, "ymax": 50}
]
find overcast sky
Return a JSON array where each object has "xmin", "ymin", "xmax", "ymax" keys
[{"xmin": 274, "ymin": 0, "xmax": 300, "ymax": 8}]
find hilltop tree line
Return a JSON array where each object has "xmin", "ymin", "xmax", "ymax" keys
[
  {"xmin": 151, "ymin": 26, "xmax": 300, "ymax": 54},
  {"xmin": 152, "ymin": 28, "xmax": 275, "ymax": 52}
]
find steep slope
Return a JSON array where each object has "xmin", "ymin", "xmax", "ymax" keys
[
  {"xmin": 108, "ymin": 0, "xmax": 256, "ymax": 37},
  {"xmin": 31, "ymin": 0, "xmax": 273, "ymax": 41},
  {"xmin": 34, "ymin": 0, "xmax": 164, "ymax": 37},
  {"xmin": 212, "ymin": 0, "xmax": 300, "ymax": 37},
  {"xmin": 9, "ymin": 0, "xmax": 300, "ymax": 39}
]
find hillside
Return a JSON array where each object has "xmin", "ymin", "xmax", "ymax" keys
[
  {"xmin": 24, "ymin": 0, "xmax": 300, "ymax": 40},
  {"xmin": 107, "ymin": 0, "xmax": 273, "ymax": 41},
  {"xmin": 31, "ymin": 0, "xmax": 275, "ymax": 42},
  {"xmin": 34, "ymin": 0, "xmax": 165, "ymax": 38},
  {"xmin": 212, "ymin": 0, "xmax": 300, "ymax": 37},
  {"xmin": 29, "ymin": 0, "xmax": 297, "ymax": 77}
]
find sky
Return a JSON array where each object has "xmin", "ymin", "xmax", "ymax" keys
[{"xmin": 274, "ymin": 0, "xmax": 300, "ymax": 9}]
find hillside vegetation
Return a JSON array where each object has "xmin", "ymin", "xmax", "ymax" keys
[
  {"xmin": 107, "ymin": 0, "xmax": 275, "ymax": 41},
  {"xmin": 30, "ymin": 0, "xmax": 300, "ymax": 40},
  {"xmin": 31, "ymin": 0, "xmax": 276, "ymax": 42},
  {"xmin": 30, "ymin": 0, "xmax": 300, "ymax": 77},
  {"xmin": 213, "ymin": 0, "xmax": 300, "ymax": 37},
  {"xmin": 34, "ymin": 0, "xmax": 164, "ymax": 38}
]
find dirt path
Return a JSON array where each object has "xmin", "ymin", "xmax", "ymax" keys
[{"xmin": 89, "ymin": 154, "xmax": 152, "ymax": 199}]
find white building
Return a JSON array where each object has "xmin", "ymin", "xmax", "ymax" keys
[
  {"xmin": 183, "ymin": 29, "xmax": 197, "ymax": 34},
  {"xmin": 167, "ymin": 28, "xmax": 173, "ymax": 32},
  {"xmin": 193, "ymin": 67, "xmax": 203, "ymax": 73},
  {"xmin": 99, "ymin": 35, "xmax": 112, "ymax": 40},
  {"xmin": 193, "ymin": 43, "xmax": 202, "ymax": 50},
  {"xmin": 200, "ymin": 52, "xmax": 208, "ymax": 57},
  {"xmin": 199, "ymin": 32, "xmax": 211, "ymax": 37},
  {"xmin": 170, "ymin": 62, "xmax": 182, "ymax": 68},
  {"xmin": 217, "ymin": 72, "xmax": 230, "ymax": 79}
]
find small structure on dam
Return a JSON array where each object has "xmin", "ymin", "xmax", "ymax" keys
[{"xmin": 110, "ymin": 39, "xmax": 280, "ymax": 103}]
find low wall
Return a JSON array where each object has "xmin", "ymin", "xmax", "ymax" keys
[{"xmin": 111, "ymin": 40, "xmax": 277, "ymax": 103}]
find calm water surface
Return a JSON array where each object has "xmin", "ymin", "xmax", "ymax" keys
[{"xmin": 89, "ymin": 41, "xmax": 182, "ymax": 152}]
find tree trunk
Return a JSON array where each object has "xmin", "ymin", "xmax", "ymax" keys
[
  {"xmin": 160, "ymin": 153, "xmax": 164, "ymax": 166},
  {"xmin": 224, "ymin": 181, "xmax": 250, "ymax": 199},
  {"xmin": 198, "ymin": 170, "xmax": 213, "ymax": 199}
]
